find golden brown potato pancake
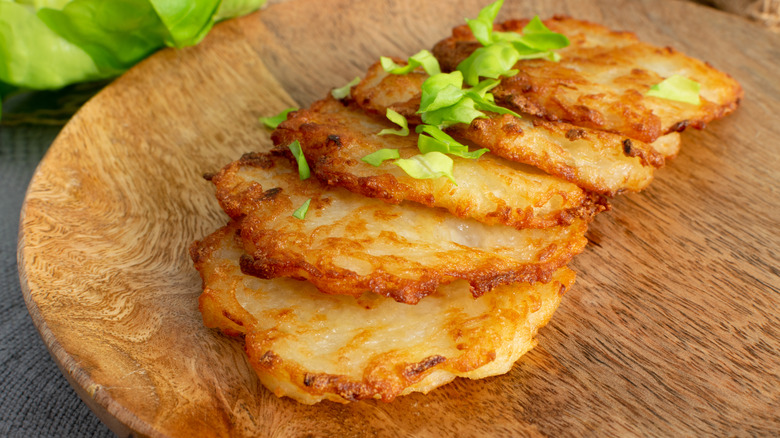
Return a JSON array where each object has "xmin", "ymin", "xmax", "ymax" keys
[
  {"xmin": 191, "ymin": 222, "xmax": 576, "ymax": 404},
  {"xmin": 272, "ymin": 96, "xmax": 607, "ymax": 229},
  {"xmin": 346, "ymin": 61, "xmax": 663, "ymax": 195},
  {"xmin": 448, "ymin": 113, "xmax": 661, "ymax": 196},
  {"xmin": 210, "ymin": 152, "xmax": 587, "ymax": 304},
  {"xmin": 432, "ymin": 16, "xmax": 743, "ymax": 144}
]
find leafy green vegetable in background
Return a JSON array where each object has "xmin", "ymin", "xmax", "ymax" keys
[{"xmin": 0, "ymin": 0, "xmax": 267, "ymax": 117}]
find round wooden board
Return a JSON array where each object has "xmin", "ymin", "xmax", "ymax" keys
[{"xmin": 18, "ymin": 0, "xmax": 780, "ymax": 436}]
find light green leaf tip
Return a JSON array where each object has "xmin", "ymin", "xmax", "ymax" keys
[
  {"xmin": 361, "ymin": 148, "xmax": 401, "ymax": 166},
  {"xmin": 395, "ymin": 151, "xmax": 456, "ymax": 184},
  {"xmin": 378, "ymin": 108, "xmax": 410, "ymax": 136},
  {"xmin": 288, "ymin": 140, "xmax": 311, "ymax": 180},
  {"xmin": 646, "ymin": 74, "xmax": 701, "ymax": 105},
  {"xmin": 292, "ymin": 198, "xmax": 311, "ymax": 220},
  {"xmin": 259, "ymin": 107, "xmax": 297, "ymax": 129},
  {"xmin": 381, "ymin": 50, "xmax": 441, "ymax": 76},
  {"xmin": 331, "ymin": 76, "xmax": 361, "ymax": 99}
]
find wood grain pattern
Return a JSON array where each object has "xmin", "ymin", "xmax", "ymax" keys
[{"xmin": 17, "ymin": 0, "xmax": 780, "ymax": 436}]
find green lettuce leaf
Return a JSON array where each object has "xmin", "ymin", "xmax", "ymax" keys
[
  {"xmin": 37, "ymin": 0, "xmax": 170, "ymax": 74},
  {"xmin": 465, "ymin": 0, "xmax": 504, "ymax": 46},
  {"xmin": 377, "ymin": 108, "xmax": 409, "ymax": 136},
  {"xmin": 331, "ymin": 76, "xmax": 361, "ymax": 100},
  {"xmin": 0, "ymin": 0, "xmax": 266, "ymax": 103},
  {"xmin": 292, "ymin": 198, "xmax": 311, "ymax": 220},
  {"xmin": 259, "ymin": 107, "xmax": 297, "ymax": 129},
  {"xmin": 646, "ymin": 75, "xmax": 701, "ymax": 105},
  {"xmin": 0, "ymin": 2, "xmax": 102, "ymax": 89},
  {"xmin": 395, "ymin": 152, "xmax": 456, "ymax": 183},
  {"xmin": 147, "ymin": 0, "xmax": 222, "ymax": 48},
  {"xmin": 457, "ymin": 41, "xmax": 519, "ymax": 86},
  {"xmin": 288, "ymin": 140, "xmax": 311, "ymax": 180},
  {"xmin": 416, "ymin": 124, "xmax": 488, "ymax": 159},
  {"xmin": 361, "ymin": 148, "xmax": 401, "ymax": 166},
  {"xmin": 380, "ymin": 50, "xmax": 441, "ymax": 76},
  {"xmin": 458, "ymin": 3, "xmax": 569, "ymax": 87}
]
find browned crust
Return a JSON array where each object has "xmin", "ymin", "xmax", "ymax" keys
[
  {"xmin": 242, "ymin": 269, "xmax": 576, "ymax": 402},
  {"xmin": 271, "ymin": 97, "xmax": 609, "ymax": 229},
  {"xmin": 237, "ymin": 232, "xmax": 582, "ymax": 303},
  {"xmin": 432, "ymin": 15, "xmax": 743, "ymax": 143},
  {"xmin": 191, "ymin": 224, "xmax": 256, "ymax": 337},
  {"xmin": 350, "ymin": 58, "xmax": 426, "ymax": 124},
  {"xmin": 450, "ymin": 114, "xmax": 662, "ymax": 196},
  {"xmin": 210, "ymin": 153, "xmax": 588, "ymax": 304}
]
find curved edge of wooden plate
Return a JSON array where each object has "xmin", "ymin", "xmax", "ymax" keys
[
  {"xmin": 13, "ymin": 8, "xmax": 296, "ymax": 437},
  {"xmin": 18, "ymin": 196, "xmax": 140, "ymax": 438},
  {"xmin": 15, "ymin": 0, "xmax": 780, "ymax": 436}
]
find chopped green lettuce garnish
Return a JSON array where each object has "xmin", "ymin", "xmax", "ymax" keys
[
  {"xmin": 646, "ymin": 75, "xmax": 701, "ymax": 105},
  {"xmin": 377, "ymin": 109, "xmax": 410, "ymax": 136},
  {"xmin": 458, "ymin": 3, "xmax": 569, "ymax": 86},
  {"xmin": 417, "ymin": 71, "xmax": 518, "ymax": 127},
  {"xmin": 416, "ymin": 125, "xmax": 488, "ymax": 159},
  {"xmin": 418, "ymin": 71, "xmax": 483, "ymax": 126},
  {"xmin": 457, "ymin": 42, "xmax": 520, "ymax": 86},
  {"xmin": 421, "ymin": 96, "xmax": 485, "ymax": 126},
  {"xmin": 469, "ymin": 78, "xmax": 501, "ymax": 98},
  {"xmin": 419, "ymin": 71, "xmax": 466, "ymax": 112},
  {"xmin": 288, "ymin": 140, "xmax": 311, "ymax": 180},
  {"xmin": 395, "ymin": 152, "xmax": 456, "ymax": 183},
  {"xmin": 380, "ymin": 50, "xmax": 441, "ymax": 76},
  {"xmin": 362, "ymin": 148, "xmax": 401, "ymax": 166},
  {"xmin": 465, "ymin": 0, "xmax": 504, "ymax": 46},
  {"xmin": 500, "ymin": 16, "xmax": 570, "ymax": 51},
  {"xmin": 292, "ymin": 198, "xmax": 311, "ymax": 220},
  {"xmin": 331, "ymin": 76, "xmax": 361, "ymax": 100},
  {"xmin": 259, "ymin": 107, "xmax": 297, "ymax": 129}
]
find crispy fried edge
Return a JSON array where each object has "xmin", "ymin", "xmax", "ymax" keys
[
  {"xmin": 212, "ymin": 152, "xmax": 588, "ymax": 304},
  {"xmin": 432, "ymin": 15, "xmax": 743, "ymax": 143},
  {"xmin": 272, "ymin": 97, "xmax": 609, "ymax": 229},
  {"xmin": 243, "ymin": 268, "xmax": 576, "ymax": 404}
]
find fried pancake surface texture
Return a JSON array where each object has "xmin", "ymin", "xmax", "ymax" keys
[
  {"xmin": 273, "ymin": 97, "xmax": 606, "ymax": 229},
  {"xmin": 191, "ymin": 223, "xmax": 576, "ymax": 404},
  {"xmin": 448, "ymin": 113, "xmax": 661, "ymax": 196},
  {"xmin": 348, "ymin": 62, "xmax": 663, "ymax": 195},
  {"xmin": 211, "ymin": 152, "xmax": 587, "ymax": 304},
  {"xmin": 351, "ymin": 57, "xmax": 427, "ymax": 123},
  {"xmin": 432, "ymin": 16, "xmax": 743, "ymax": 144}
]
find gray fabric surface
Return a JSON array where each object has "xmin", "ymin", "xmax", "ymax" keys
[{"xmin": 0, "ymin": 123, "xmax": 114, "ymax": 437}]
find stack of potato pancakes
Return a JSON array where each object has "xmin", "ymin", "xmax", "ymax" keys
[{"xmin": 190, "ymin": 3, "xmax": 741, "ymax": 404}]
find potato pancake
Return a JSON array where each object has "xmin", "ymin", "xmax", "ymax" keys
[
  {"xmin": 210, "ymin": 152, "xmax": 587, "ymax": 304},
  {"xmin": 432, "ymin": 16, "xmax": 743, "ymax": 144},
  {"xmin": 448, "ymin": 113, "xmax": 661, "ymax": 196},
  {"xmin": 191, "ymin": 222, "xmax": 576, "ymax": 404},
  {"xmin": 272, "ymin": 97, "xmax": 607, "ymax": 229},
  {"xmin": 346, "ymin": 61, "xmax": 663, "ymax": 195}
]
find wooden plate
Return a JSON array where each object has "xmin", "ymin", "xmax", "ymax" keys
[{"xmin": 18, "ymin": 0, "xmax": 780, "ymax": 436}]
